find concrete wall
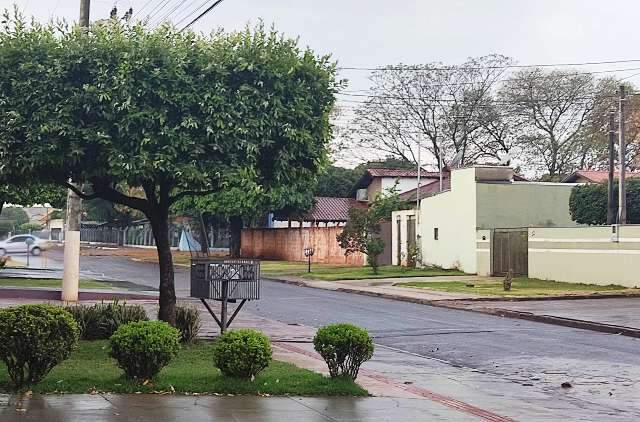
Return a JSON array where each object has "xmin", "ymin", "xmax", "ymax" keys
[
  {"xmin": 391, "ymin": 209, "xmax": 416, "ymax": 266},
  {"xmin": 528, "ymin": 225, "xmax": 640, "ymax": 288},
  {"xmin": 476, "ymin": 229, "xmax": 491, "ymax": 276},
  {"xmin": 241, "ymin": 227, "xmax": 365, "ymax": 265},
  {"xmin": 419, "ymin": 168, "xmax": 478, "ymax": 273},
  {"xmin": 476, "ymin": 182, "xmax": 577, "ymax": 229}
]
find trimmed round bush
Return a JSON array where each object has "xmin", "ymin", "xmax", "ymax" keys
[
  {"xmin": 0, "ymin": 304, "xmax": 79, "ymax": 389},
  {"xmin": 212, "ymin": 329, "xmax": 272, "ymax": 378},
  {"xmin": 109, "ymin": 321, "xmax": 180, "ymax": 380},
  {"xmin": 313, "ymin": 323, "xmax": 374, "ymax": 380}
]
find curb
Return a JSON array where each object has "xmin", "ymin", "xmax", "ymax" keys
[{"xmin": 264, "ymin": 277, "xmax": 640, "ymax": 338}]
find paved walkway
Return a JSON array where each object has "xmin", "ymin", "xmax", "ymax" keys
[
  {"xmin": 0, "ymin": 394, "xmax": 483, "ymax": 421},
  {"xmin": 460, "ymin": 297, "xmax": 640, "ymax": 330}
]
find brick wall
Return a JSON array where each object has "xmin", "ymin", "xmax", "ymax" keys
[{"xmin": 241, "ymin": 227, "xmax": 365, "ymax": 265}]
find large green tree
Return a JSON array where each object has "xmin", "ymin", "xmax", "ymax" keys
[
  {"xmin": 570, "ymin": 180, "xmax": 640, "ymax": 225},
  {"xmin": 0, "ymin": 16, "xmax": 337, "ymax": 323}
]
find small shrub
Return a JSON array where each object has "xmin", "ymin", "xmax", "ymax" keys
[
  {"xmin": 109, "ymin": 321, "xmax": 180, "ymax": 380},
  {"xmin": 212, "ymin": 329, "xmax": 272, "ymax": 378},
  {"xmin": 66, "ymin": 300, "xmax": 148, "ymax": 340},
  {"xmin": 406, "ymin": 244, "xmax": 420, "ymax": 268},
  {"xmin": 313, "ymin": 323, "xmax": 374, "ymax": 380},
  {"xmin": 0, "ymin": 305, "xmax": 79, "ymax": 389},
  {"xmin": 175, "ymin": 304, "xmax": 202, "ymax": 344}
]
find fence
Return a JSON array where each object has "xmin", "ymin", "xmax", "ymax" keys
[
  {"xmin": 477, "ymin": 225, "xmax": 640, "ymax": 288},
  {"xmin": 78, "ymin": 222, "xmax": 229, "ymax": 249},
  {"xmin": 241, "ymin": 226, "xmax": 365, "ymax": 265}
]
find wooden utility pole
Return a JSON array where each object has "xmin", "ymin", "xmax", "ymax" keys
[
  {"xmin": 618, "ymin": 85, "xmax": 627, "ymax": 224},
  {"xmin": 607, "ymin": 111, "xmax": 616, "ymax": 224},
  {"xmin": 62, "ymin": 0, "xmax": 90, "ymax": 302}
]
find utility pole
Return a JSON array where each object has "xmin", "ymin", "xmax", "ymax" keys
[
  {"xmin": 607, "ymin": 111, "xmax": 616, "ymax": 224},
  {"xmin": 618, "ymin": 85, "xmax": 627, "ymax": 224},
  {"xmin": 62, "ymin": 0, "xmax": 90, "ymax": 302}
]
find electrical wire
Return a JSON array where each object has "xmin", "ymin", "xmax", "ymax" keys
[
  {"xmin": 338, "ymin": 58, "xmax": 640, "ymax": 72},
  {"xmin": 180, "ymin": 0, "xmax": 226, "ymax": 31}
]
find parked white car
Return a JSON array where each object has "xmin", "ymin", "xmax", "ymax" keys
[{"xmin": 0, "ymin": 235, "xmax": 48, "ymax": 256}]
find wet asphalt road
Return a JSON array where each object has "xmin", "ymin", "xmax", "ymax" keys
[{"xmin": 44, "ymin": 250, "xmax": 640, "ymax": 416}]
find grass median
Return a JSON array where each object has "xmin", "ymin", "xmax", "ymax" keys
[
  {"xmin": 262, "ymin": 261, "xmax": 464, "ymax": 281},
  {"xmin": 398, "ymin": 277, "xmax": 638, "ymax": 297},
  {"xmin": 0, "ymin": 340, "xmax": 367, "ymax": 396}
]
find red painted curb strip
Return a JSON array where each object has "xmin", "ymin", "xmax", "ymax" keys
[{"xmin": 273, "ymin": 342, "xmax": 516, "ymax": 422}]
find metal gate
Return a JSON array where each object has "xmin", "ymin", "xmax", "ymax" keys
[{"xmin": 492, "ymin": 229, "xmax": 528, "ymax": 276}]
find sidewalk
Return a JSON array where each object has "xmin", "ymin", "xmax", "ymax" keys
[
  {"xmin": 266, "ymin": 275, "xmax": 640, "ymax": 337},
  {"xmin": 0, "ymin": 394, "xmax": 482, "ymax": 421}
]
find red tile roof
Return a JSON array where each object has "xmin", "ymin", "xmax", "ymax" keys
[
  {"xmin": 562, "ymin": 170, "xmax": 640, "ymax": 183},
  {"xmin": 399, "ymin": 179, "xmax": 451, "ymax": 202},
  {"xmin": 301, "ymin": 197, "xmax": 366, "ymax": 222}
]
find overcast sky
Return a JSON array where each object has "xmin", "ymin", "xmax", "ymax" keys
[{"xmin": 4, "ymin": 0, "xmax": 640, "ymax": 166}]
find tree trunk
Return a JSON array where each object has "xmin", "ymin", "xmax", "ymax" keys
[
  {"xmin": 229, "ymin": 216, "xmax": 242, "ymax": 258},
  {"xmin": 149, "ymin": 210, "xmax": 176, "ymax": 325}
]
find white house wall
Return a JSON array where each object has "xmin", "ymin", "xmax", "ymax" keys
[{"xmin": 419, "ymin": 168, "xmax": 478, "ymax": 273}]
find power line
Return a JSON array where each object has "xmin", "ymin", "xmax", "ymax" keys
[
  {"xmin": 146, "ymin": 0, "xmax": 174, "ymax": 22},
  {"xmin": 338, "ymin": 58, "xmax": 640, "ymax": 72},
  {"xmin": 151, "ymin": 0, "xmax": 188, "ymax": 26},
  {"xmin": 173, "ymin": 0, "xmax": 211, "ymax": 27},
  {"xmin": 180, "ymin": 0, "xmax": 226, "ymax": 31},
  {"xmin": 132, "ymin": 0, "xmax": 157, "ymax": 19}
]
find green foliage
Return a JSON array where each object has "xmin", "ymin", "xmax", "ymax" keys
[
  {"xmin": 313, "ymin": 323, "xmax": 374, "ymax": 380},
  {"xmin": 109, "ymin": 321, "xmax": 180, "ymax": 380},
  {"xmin": 336, "ymin": 185, "xmax": 407, "ymax": 273},
  {"xmin": 0, "ymin": 14, "xmax": 338, "ymax": 322},
  {"xmin": 18, "ymin": 222, "xmax": 43, "ymax": 232},
  {"xmin": 406, "ymin": 244, "xmax": 420, "ymax": 268},
  {"xmin": 0, "ymin": 304, "xmax": 79, "ymax": 389},
  {"xmin": 569, "ymin": 179, "xmax": 640, "ymax": 224},
  {"xmin": 65, "ymin": 301, "xmax": 148, "ymax": 340},
  {"xmin": 212, "ymin": 329, "xmax": 272, "ymax": 379},
  {"xmin": 365, "ymin": 238, "xmax": 385, "ymax": 273},
  {"xmin": 314, "ymin": 166, "xmax": 361, "ymax": 198},
  {"xmin": 0, "ymin": 183, "xmax": 66, "ymax": 210},
  {"xmin": 0, "ymin": 207, "xmax": 29, "ymax": 227},
  {"xmin": 175, "ymin": 304, "xmax": 202, "ymax": 344}
]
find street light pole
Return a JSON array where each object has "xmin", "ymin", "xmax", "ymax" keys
[{"xmin": 618, "ymin": 85, "xmax": 627, "ymax": 224}]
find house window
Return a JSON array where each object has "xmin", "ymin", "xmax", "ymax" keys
[{"xmin": 434, "ymin": 228, "xmax": 439, "ymax": 240}]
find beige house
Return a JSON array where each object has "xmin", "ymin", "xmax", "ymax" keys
[{"xmin": 393, "ymin": 166, "xmax": 579, "ymax": 273}]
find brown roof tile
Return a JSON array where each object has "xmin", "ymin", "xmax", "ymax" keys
[{"xmin": 302, "ymin": 197, "xmax": 366, "ymax": 222}]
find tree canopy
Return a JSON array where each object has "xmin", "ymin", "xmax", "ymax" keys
[
  {"xmin": 570, "ymin": 180, "xmax": 640, "ymax": 225},
  {"xmin": 0, "ymin": 14, "xmax": 338, "ymax": 323}
]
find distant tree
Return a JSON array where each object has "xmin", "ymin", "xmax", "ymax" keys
[
  {"xmin": 336, "ymin": 186, "xmax": 406, "ymax": 273},
  {"xmin": 19, "ymin": 222, "xmax": 44, "ymax": 232},
  {"xmin": 314, "ymin": 166, "xmax": 360, "ymax": 197},
  {"xmin": 347, "ymin": 55, "xmax": 514, "ymax": 168},
  {"xmin": 500, "ymin": 68, "xmax": 597, "ymax": 177},
  {"xmin": 569, "ymin": 179, "xmax": 640, "ymax": 224},
  {"xmin": 0, "ymin": 207, "xmax": 29, "ymax": 227},
  {"xmin": 0, "ymin": 17, "xmax": 337, "ymax": 323}
]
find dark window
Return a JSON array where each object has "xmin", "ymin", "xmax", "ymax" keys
[{"xmin": 434, "ymin": 228, "xmax": 439, "ymax": 240}]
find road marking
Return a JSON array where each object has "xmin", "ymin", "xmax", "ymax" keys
[{"xmin": 274, "ymin": 342, "xmax": 516, "ymax": 422}]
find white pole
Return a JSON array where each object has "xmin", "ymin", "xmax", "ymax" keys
[{"xmin": 416, "ymin": 140, "xmax": 421, "ymax": 243}]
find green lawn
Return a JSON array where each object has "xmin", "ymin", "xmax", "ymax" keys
[
  {"xmin": 0, "ymin": 340, "xmax": 367, "ymax": 396},
  {"xmin": 398, "ymin": 277, "xmax": 637, "ymax": 297},
  {"xmin": 0, "ymin": 278, "xmax": 118, "ymax": 290},
  {"xmin": 261, "ymin": 261, "xmax": 463, "ymax": 281}
]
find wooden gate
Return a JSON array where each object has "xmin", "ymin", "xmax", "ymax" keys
[{"xmin": 492, "ymin": 229, "xmax": 528, "ymax": 276}]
